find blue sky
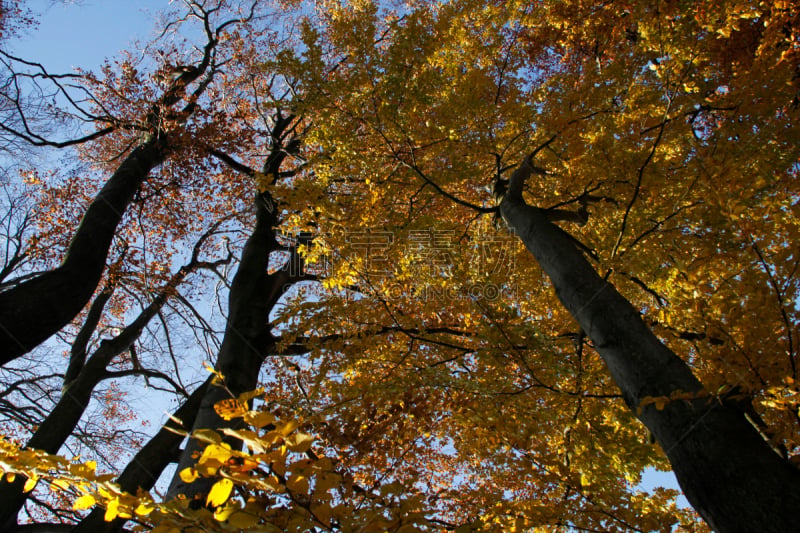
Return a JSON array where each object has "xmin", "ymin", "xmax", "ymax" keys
[{"xmin": 12, "ymin": 0, "xmax": 169, "ymax": 72}]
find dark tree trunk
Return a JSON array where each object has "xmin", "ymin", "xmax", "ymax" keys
[
  {"xmin": 499, "ymin": 161, "xmax": 800, "ymax": 533},
  {"xmin": 167, "ymin": 192, "xmax": 284, "ymax": 500},
  {"xmin": 69, "ymin": 376, "xmax": 210, "ymax": 533},
  {"xmin": 0, "ymin": 22, "xmax": 221, "ymax": 366},
  {"xmin": 0, "ymin": 140, "xmax": 166, "ymax": 365},
  {"xmin": 0, "ymin": 253, "xmax": 204, "ymax": 529}
]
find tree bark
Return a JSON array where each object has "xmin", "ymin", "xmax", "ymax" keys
[
  {"xmin": 167, "ymin": 192, "xmax": 283, "ymax": 500},
  {"xmin": 69, "ymin": 376, "xmax": 211, "ymax": 533},
  {"xmin": 500, "ymin": 161, "xmax": 800, "ymax": 532},
  {"xmin": 0, "ymin": 139, "xmax": 166, "ymax": 366}
]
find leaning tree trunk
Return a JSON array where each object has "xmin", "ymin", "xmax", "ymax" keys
[
  {"xmin": 69, "ymin": 376, "xmax": 211, "ymax": 533},
  {"xmin": 0, "ymin": 140, "xmax": 167, "ymax": 366},
  {"xmin": 167, "ymin": 116, "xmax": 305, "ymax": 500},
  {"xmin": 0, "ymin": 250, "xmax": 213, "ymax": 529},
  {"xmin": 0, "ymin": 34, "xmax": 218, "ymax": 367},
  {"xmin": 499, "ymin": 158, "xmax": 800, "ymax": 533},
  {"xmin": 167, "ymin": 191, "xmax": 304, "ymax": 501}
]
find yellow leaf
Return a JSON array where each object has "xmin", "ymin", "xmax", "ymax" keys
[
  {"xmin": 316, "ymin": 473, "xmax": 343, "ymax": 493},
  {"xmin": 279, "ymin": 419, "xmax": 301, "ymax": 436},
  {"xmin": 215, "ymin": 398, "xmax": 248, "ymax": 420},
  {"xmin": 198, "ymin": 443, "xmax": 233, "ymax": 466},
  {"xmin": 285, "ymin": 431, "xmax": 314, "ymax": 453},
  {"xmin": 104, "ymin": 498, "xmax": 120, "ymax": 521},
  {"xmin": 135, "ymin": 501, "xmax": 155, "ymax": 516},
  {"xmin": 243, "ymin": 410, "xmax": 275, "ymax": 428},
  {"xmin": 213, "ymin": 504, "xmax": 237, "ymax": 522},
  {"xmin": 50, "ymin": 479, "xmax": 71, "ymax": 492},
  {"xmin": 267, "ymin": 447, "xmax": 288, "ymax": 477},
  {"xmin": 221, "ymin": 428, "xmax": 266, "ymax": 454},
  {"xmin": 179, "ymin": 468, "xmax": 199, "ymax": 483},
  {"xmin": 206, "ymin": 478, "xmax": 234, "ymax": 507},
  {"xmin": 312, "ymin": 501, "xmax": 333, "ymax": 522},
  {"xmin": 4, "ymin": 473, "xmax": 14, "ymax": 483},
  {"xmin": 262, "ymin": 474, "xmax": 284, "ymax": 492},
  {"xmin": 228, "ymin": 510, "xmax": 261, "ymax": 529},
  {"xmin": 193, "ymin": 429, "xmax": 222, "ymax": 444},
  {"xmin": 237, "ymin": 388, "xmax": 265, "ymax": 403},
  {"xmin": 73, "ymin": 494, "xmax": 96, "ymax": 510}
]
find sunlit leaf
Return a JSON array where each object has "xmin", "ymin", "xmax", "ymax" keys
[
  {"xmin": 73, "ymin": 494, "xmax": 96, "ymax": 510},
  {"xmin": 206, "ymin": 478, "xmax": 234, "ymax": 507}
]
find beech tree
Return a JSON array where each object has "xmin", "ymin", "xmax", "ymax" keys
[
  {"xmin": 269, "ymin": 0, "xmax": 800, "ymax": 531},
  {"xmin": 1, "ymin": 1, "xmax": 800, "ymax": 532},
  {"xmin": 0, "ymin": 0, "xmax": 226, "ymax": 364},
  {"xmin": 0, "ymin": 0, "xmax": 320, "ymax": 528}
]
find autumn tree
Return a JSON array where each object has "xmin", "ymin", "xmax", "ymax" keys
[
  {"xmin": 0, "ymin": 0, "xmax": 324, "ymax": 529},
  {"xmin": 0, "ymin": 0, "xmax": 232, "ymax": 365},
  {"xmin": 2, "ymin": 1, "xmax": 800, "ymax": 532},
  {"xmin": 269, "ymin": 0, "xmax": 800, "ymax": 531},
  {"xmin": 0, "ymin": 2, "xmax": 440, "ymax": 528}
]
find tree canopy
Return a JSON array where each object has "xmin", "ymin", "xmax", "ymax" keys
[{"xmin": 0, "ymin": 0, "xmax": 799, "ymax": 532}]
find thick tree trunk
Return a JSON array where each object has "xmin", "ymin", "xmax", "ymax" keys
[
  {"xmin": 500, "ymin": 173, "xmax": 800, "ymax": 532},
  {"xmin": 70, "ymin": 376, "xmax": 210, "ymax": 533},
  {"xmin": 0, "ymin": 140, "xmax": 166, "ymax": 365},
  {"xmin": 0, "ymin": 255, "xmax": 200, "ymax": 529},
  {"xmin": 167, "ymin": 193, "xmax": 285, "ymax": 500}
]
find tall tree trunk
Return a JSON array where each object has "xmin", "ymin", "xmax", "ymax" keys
[
  {"xmin": 0, "ymin": 139, "xmax": 166, "ymax": 365},
  {"xmin": 167, "ymin": 192, "xmax": 282, "ymax": 501},
  {"xmin": 499, "ymin": 159, "xmax": 800, "ymax": 533},
  {"xmin": 69, "ymin": 376, "xmax": 210, "ymax": 533},
  {"xmin": 0, "ymin": 26, "xmax": 218, "ymax": 367},
  {"xmin": 167, "ymin": 120, "xmax": 306, "ymax": 501},
  {"xmin": 0, "ymin": 251, "xmax": 210, "ymax": 528}
]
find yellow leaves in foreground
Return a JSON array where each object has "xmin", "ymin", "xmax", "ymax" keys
[
  {"xmin": 0, "ymin": 439, "xmax": 108, "ymax": 501},
  {"xmin": 214, "ymin": 387, "xmax": 267, "ymax": 421},
  {"xmin": 206, "ymin": 478, "xmax": 234, "ymax": 507},
  {"xmin": 22, "ymin": 476, "xmax": 37, "ymax": 493},
  {"xmin": 1, "ymin": 389, "xmax": 432, "ymax": 531},
  {"xmin": 212, "ymin": 503, "xmax": 261, "ymax": 529},
  {"xmin": 73, "ymin": 493, "xmax": 97, "ymax": 510},
  {"xmin": 104, "ymin": 498, "xmax": 130, "ymax": 521},
  {"xmin": 244, "ymin": 409, "xmax": 276, "ymax": 428},
  {"xmin": 285, "ymin": 430, "xmax": 314, "ymax": 453}
]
